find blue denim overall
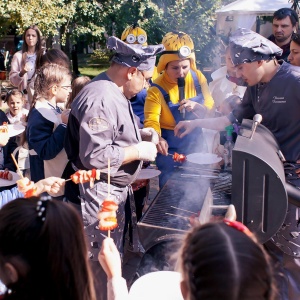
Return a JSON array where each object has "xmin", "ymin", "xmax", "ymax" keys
[{"xmin": 152, "ymin": 70, "xmax": 206, "ymax": 188}]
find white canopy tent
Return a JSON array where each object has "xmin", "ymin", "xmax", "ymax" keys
[{"xmin": 216, "ymin": 0, "xmax": 293, "ymax": 36}]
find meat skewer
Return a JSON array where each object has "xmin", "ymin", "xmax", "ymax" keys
[
  {"xmin": 0, "ymin": 122, "xmax": 8, "ymax": 133},
  {"xmin": 16, "ymin": 177, "xmax": 37, "ymax": 198},
  {"xmin": 97, "ymin": 158, "xmax": 118, "ymax": 236},
  {"xmin": 168, "ymin": 152, "xmax": 187, "ymax": 163},
  {"xmin": 0, "ymin": 170, "xmax": 13, "ymax": 181},
  {"xmin": 65, "ymin": 169, "xmax": 101, "ymax": 189},
  {"xmin": 11, "ymin": 153, "xmax": 38, "ymax": 198}
]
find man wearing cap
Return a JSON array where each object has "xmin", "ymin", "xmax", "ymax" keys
[
  {"xmin": 121, "ymin": 23, "xmax": 159, "ymax": 125},
  {"xmin": 120, "ymin": 24, "xmax": 158, "ymax": 250},
  {"xmin": 174, "ymin": 28, "xmax": 300, "ymax": 300},
  {"xmin": 64, "ymin": 36, "xmax": 164, "ymax": 299},
  {"xmin": 268, "ymin": 7, "xmax": 299, "ymax": 61},
  {"xmin": 144, "ymin": 31, "xmax": 214, "ymax": 188}
]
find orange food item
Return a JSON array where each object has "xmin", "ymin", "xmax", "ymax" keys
[
  {"xmin": 24, "ymin": 187, "xmax": 38, "ymax": 198},
  {"xmin": 0, "ymin": 170, "xmax": 12, "ymax": 180},
  {"xmin": 101, "ymin": 200, "xmax": 118, "ymax": 212},
  {"xmin": 98, "ymin": 200, "xmax": 119, "ymax": 231},
  {"xmin": 70, "ymin": 169, "xmax": 100, "ymax": 184},
  {"xmin": 99, "ymin": 217, "xmax": 118, "ymax": 231},
  {"xmin": 0, "ymin": 122, "xmax": 8, "ymax": 133},
  {"xmin": 173, "ymin": 152, "xmax": 186, "ymax": 163},
  {"xmin": 16, "ymin": 177, "xmax": 35, "ymax": 194}
]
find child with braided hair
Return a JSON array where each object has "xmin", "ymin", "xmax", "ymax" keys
[
  {"xmin": 178, "ymin": 221, "xmax": 277, "ymax": 300},
  {"xmin": 99, "ymin": 220, "xmax": 277, "ymax": 300},
  {"xmin": 26, "ymin": 64, "xmax": 71, "ymax": 194}
]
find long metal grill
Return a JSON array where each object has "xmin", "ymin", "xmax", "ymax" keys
[{"xmin": 138, "ymin": 171, "xmax": 232, "ymax": 251}]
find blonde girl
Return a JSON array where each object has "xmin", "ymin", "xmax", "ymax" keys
[{"xmin": 26, "ymin": 64, "xmax": 71, "ymax": 196}]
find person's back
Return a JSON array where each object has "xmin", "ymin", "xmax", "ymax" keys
[
  {"xmin": 0, "ymin": 196, "xmax": 96, "ymax": 300},
  {"xmin": 178, "ymin": 221, "xmax": 276, "ymax": 300}
]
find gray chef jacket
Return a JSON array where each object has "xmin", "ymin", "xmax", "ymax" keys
[
  {"xmin": 65, "ymin": 72, "xmax": 142, "ymax": 186},
  {"xmin": 65, "ymin": 72, "xmax": 143, "ymax": 259}
]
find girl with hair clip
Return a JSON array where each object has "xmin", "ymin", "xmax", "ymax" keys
[
  {"xmin": 9, "ymin": 25, "xmax": 43, "ymax": 105},
  {"xmin": 178, "ymin": 221, "xmax": 277, "ymax": 300},
  {"xmin": 0, "ymin": 196, "xmax": 96, "ymax": 300},
  {"xmin": 99, "ymin": 219, "xmax": 277, "ymax": 300},
  {"xmin": 26, "ymin": 64, "xmax": 71, "ymax": 195}
]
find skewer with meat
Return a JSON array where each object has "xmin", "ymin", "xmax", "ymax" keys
[
  {"xmin": 98, "ymin": 200, "xmax": 118, "ymax": 231},
  {"xmin": 0, "ymin": 169, "xmax": 13, "ymax": 181},
  {"xmin": 70, "ymin": 169, "xmax": 101, "ymax": 188},
  {"xmin": 173, "ymin": 152, "xmax": 186, "ymax": 163},
  {"xmin": 16, "ymin": 177, "xmax": 37, "ymax": 198},
  {"xmin": 0, "ymin": 122, "xmax": 8, "ymax": 133}
]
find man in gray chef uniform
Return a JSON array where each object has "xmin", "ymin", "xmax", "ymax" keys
[
  {"xmin": 174, "ymin": 28, "xmax": 300, "ymax": 300},
  {"xmin": 64, "ymin": 36, "xmax": 164, "ymax": 298}
]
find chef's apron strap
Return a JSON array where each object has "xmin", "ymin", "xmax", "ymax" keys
[{"xmin": 128, "ymin": 185, "xmax": 145, "ymax": 254}]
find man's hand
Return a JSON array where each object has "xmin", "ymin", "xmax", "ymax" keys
[
  {"xmin": 140, "ymin": 128, "xmax": 159, "ymax": 145},
  {"xmin": 174, "ymin": 120, "xmax": 198, "ymax": 139},
  {"xmin": 134, "ymin": 141, "xmax": 157, "ymax": 161},
  {"xmin": 98, "ymin": 238, "xmax": 122, "ymax": 279},
  {"xmin": 157, "ymin": 136, "xmax": 168, "ymax": 155}
]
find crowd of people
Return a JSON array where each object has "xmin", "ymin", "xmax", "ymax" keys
[{"xmin": 0, "ymin": 6, "xmax": 299, "ymax": 300}]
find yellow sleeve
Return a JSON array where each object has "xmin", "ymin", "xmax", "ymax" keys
[
  {"xmin": 196, "ymin": 70, "xmax": 215, "ymax": 110},
  {"xmin": 144, "ymin": 86, "xmax": 162, "ymax": 135}
]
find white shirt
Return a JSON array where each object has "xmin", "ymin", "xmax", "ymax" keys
[
  {"xmin": 26, "ymin": 53, "xmax": 37, "ymax": 81},
  {"xmin": 6, "ymin": 108, "xmax": 29, "ymax": 124}
]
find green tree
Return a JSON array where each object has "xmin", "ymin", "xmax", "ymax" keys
[
  {"xmin": 153, "ymin": 0, "xmax": 223, "ymax": 68},
  {"xmin": 98, "ymin": 0, "xmax": 164, "ymax": 45},
  {"xmin": 0, "ymin": 0, "xmax": 104, "ymax": 45}
]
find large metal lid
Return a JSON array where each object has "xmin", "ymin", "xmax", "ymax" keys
[{"xmin": 232, "ymin": 119, "xmax": 287, "ymax": 243}]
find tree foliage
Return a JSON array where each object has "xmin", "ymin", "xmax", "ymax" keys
[
  {"xmin": 153, "ymin": 0, "xmax": 222, "ymax": 68},
  {"xmin": 98, "ymin": 0, "xmax": 164, "ymax": 45},
  {"xmin": 0, "ymin": 0, "xmax": 104, "ymax": 45},
  {"xmin": 0, "ymin": 0, "xmax": 224, "ymax": 68}
]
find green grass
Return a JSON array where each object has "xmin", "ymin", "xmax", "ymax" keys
[{"xmin": 78, "ymin": 66, "xmax": 107, "ymax": 79}]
